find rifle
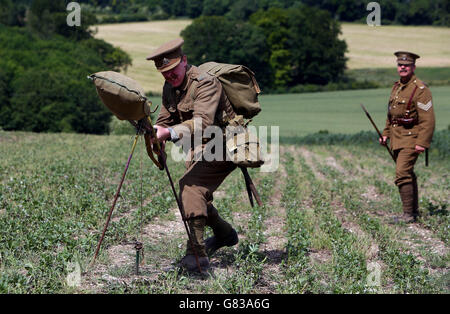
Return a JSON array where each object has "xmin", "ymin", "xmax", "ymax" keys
[
  {"xmin": 240, "ymin": 166, "xmax": 263, "ymax": 207},
  {"xmin": 360, "ymin": 103, "xmax": 396, "ymax": 163}
]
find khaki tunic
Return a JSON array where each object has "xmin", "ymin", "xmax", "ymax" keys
[
  {"xmin": 156, "ymin": 65, "xmax": 236, "ymax": 219},
  {"xmin": 382, "ymin": 75, "xmax": 435, "ymax": 150},
  {"xmin": 382, "ymin": 75, "xmax": 436, "ymax": 186},
  {"xmin": 156, "ymin": 65, "xmax": 232, "ymax": 139}
]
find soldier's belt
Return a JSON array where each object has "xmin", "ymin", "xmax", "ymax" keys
[{"xmin": 391, "ymin": 117, "xmax": 417, "ymax": 127}]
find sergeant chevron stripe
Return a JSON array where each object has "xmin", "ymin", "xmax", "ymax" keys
[{"xmin": 417, "ymin": 101, "xmax": 432, "ymax": 111}]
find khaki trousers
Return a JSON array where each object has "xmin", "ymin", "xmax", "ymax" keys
[
  {"xmin": 179, "ymin": 159, "xmax": 236, "ymax": 219},
  {"xmin": 394, "ymin": 147, "xmax": 419, "ymax": 187}
]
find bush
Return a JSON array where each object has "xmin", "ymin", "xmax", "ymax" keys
[
  {"xmin": 280, "ymin": 129, "xmax": 449, "ymax": 160},
  {"xmin": 108, "ymin": 116, "xmax": 135, "ymax": 135},
  {"xmin": 0, "ymin": 26, "xmax": 131, "ymax": 134},
  {"xmin": 182, "ymin": 6, "xmax": 347, "ymax": 90}
]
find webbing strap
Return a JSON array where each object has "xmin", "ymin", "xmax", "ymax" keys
[{"xmin": 406, "ymin": 86, "xmax": 418, "ymax": 113}]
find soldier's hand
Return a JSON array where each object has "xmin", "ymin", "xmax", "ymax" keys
[
  {"xmin": 415, "ymin": 145, "xmax": 425, "ymax": 154},
  {"xmin": 379, "ymin": 136, "xmax": 388, "ymax": 146},
  {"xmin": 151, "ymin": 125, "xmax": 169, "ymax": 153},
  {"xmin": 153, "ymin": 125, "xmax": 171, "ymax": 142}
]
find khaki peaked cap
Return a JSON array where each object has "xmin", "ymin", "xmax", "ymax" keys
[
  {"xmin": 146, "ymin": 38, "xmax": 184, "ymax": 72},
  {"xmin": 395, "ymin": 51, "xmax": 420, "ymax": 65}
]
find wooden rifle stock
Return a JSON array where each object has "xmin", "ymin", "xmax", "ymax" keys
[{"xmin": 240, "ymin": 167, "xmax": 263, "ymax": 207}]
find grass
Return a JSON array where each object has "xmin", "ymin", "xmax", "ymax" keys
[
  {"xmin": 229, "ymin": 86, "xmax": 449, "ymax": 138},
  {"xmin": 94, "ymin": 21, "xmax": 450, "ymax": 94},
  {"xmin": 1, "ymin": 130, "xmax": 447, "ymax": 294},
  {"xmin": 347, "ymin": 67, "xmax": 450, "ymax": 87},
  {"xmin": 139, "ymin": 86, "xmax": 450, "ymax": 139}
]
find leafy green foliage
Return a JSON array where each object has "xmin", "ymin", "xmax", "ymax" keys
[
  {"xmin": 0, "ymin": 26, "xmax": 131, "ymax": 133},
  {"xmin": 182, "ymin": 6, "xmax": 347, "ymax": 89},
  {"xmin": 250, "ymin": 7, "xmax": 347, "ymax": 87},
  {"xmin": 180, "ymin": 16, "xmax": 272, "ymax": 88},
  {"xmin": 27, "ymin": 0, "xmax": 97, "ymax": 40},
  {"xmin": 5, "ymin": 0, "xmax": 448, "ymax": 26}
]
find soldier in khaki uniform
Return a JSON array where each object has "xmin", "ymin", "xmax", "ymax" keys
[
  {"xmin": 380, "ymin": 51, "xmax": 435, "ymax": 223},
  {"xmin": 146, "ymin": 38, "xmax": 239, "ymax": 272}
]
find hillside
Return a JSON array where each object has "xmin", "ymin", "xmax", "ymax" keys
[{"xmin": 94, "ymin": 21, "xmax": 450, "ymax": 93}]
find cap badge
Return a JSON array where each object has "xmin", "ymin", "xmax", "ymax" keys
[{"xmin": 162, "ymin": 58, "xmax": 170, "ymax": 65}]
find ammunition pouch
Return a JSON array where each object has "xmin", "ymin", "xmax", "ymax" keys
[
  {"xmin": 225, "ymin": 115, "xmax": 264, "ymax": 168},
  {"xmin": 391, "ymin": 117, "xmax": 417, "ymax": 127}
]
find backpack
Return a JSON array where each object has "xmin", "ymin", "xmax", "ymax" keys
[
  {"xmin": 196, "ymin": 62, "xmax": 264, "ymax": 168},
  {"xmin": 197, "ymin": 62, "xmax": 261, "ymax": 119}
]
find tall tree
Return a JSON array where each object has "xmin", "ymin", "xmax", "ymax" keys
[
  {"xmin": 181, "ymin": 16, "xmax": 272, "ymax": 87},
  {"xmin": 250, "ymin": 6, "xmax": 347, "ymax": 87}
]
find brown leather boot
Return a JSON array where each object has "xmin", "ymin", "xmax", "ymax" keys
[
  {"xmin": 205, "ymin": 205, "xmax": 238, "ymax": 255},
  {"xmin": 181, "ymin": 217, "xmax": 210, "ymax": 272},
  {"xmin": 397, "ymin": 183, "xmax": 417, "ymax": 223},
  {"xmin": 412, "ymin": 177, "xmax": 420, "ymax": 218}
]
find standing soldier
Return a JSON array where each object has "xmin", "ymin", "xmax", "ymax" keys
[
  {"xmin": 380, "ymin": 51, "xmax": 435, "ymax": 223},
  {"xmin": 146, "ymin": 38, "xmax": 239, "ymax": 272}
]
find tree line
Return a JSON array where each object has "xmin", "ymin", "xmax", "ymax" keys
[
  {"xmin": 67, "ymin": 0, "xmax": 449, "ymax": 26},
  {"xmin": 181, "ymin": 7, "xmax": 348, "ymax": 91},
  {"xmin": 0, "ymin": 0, "xmax": 131, "ymax": 134}
]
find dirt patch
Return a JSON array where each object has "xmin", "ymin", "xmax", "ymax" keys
[
  {"xmin": 80, "ymin": 207, "xmax": 186, "ymax": 292},
  {"xmin": 396, "ymin": 223, "xmax": 449, "ymax": 267},
  {"xmin": 366, "ymin": 208, "xmax": 449, "ymax": 279},
  {"xmin": 309, "ymin": 249, "xmax": 332, "ymax": 264},
  {"xmin": 325, "ymin": 156, "xmax": 346, "ymax": 174},
  {"xmin": 233, "ymin": 211, "xmax": 252, "ymax": 234},
  {"xmin": 142, "ymin": 207, "xmax": 185, "ymax": 242},
  {"xmin": 361, "ymin": 185, "xmax": 384, "ymax": 202},
  {"xmin": 406, "ymin": 225, "xmax": 448, "ymax": 256},
  {"xmin": 298, "ymin": 147, "xmax": 326, "ymax": 181},
  {"xmin": 262, "ymin": 162, "xmax": 287, "ymax": 252},
  {"xmin": 334, "ymin": 206, "xmax": 381, "ymax": 260}
]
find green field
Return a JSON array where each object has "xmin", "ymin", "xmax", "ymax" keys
[
  {"xmin": 0, "ymin": 131, "xmax": 448, "ymax": 293},
  {"xmin": 143, "ymin": 86, "xmax": 450, "ymax": 138},
  {"xmin": 347, "ymin": 67, "xmax": 450, "ymax": 87},
  {"xmin": 253, "ymin": 86, "xmax": 450, "ymax": 137}
]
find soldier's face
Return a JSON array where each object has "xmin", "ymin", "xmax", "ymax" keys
[
  {"xmin": 397, "ymin": 63, "xmax": 415, "ymax": 78},
  {"xmin": 162, "ymin": 56, "xmax": 187, "ymax": 87}
]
